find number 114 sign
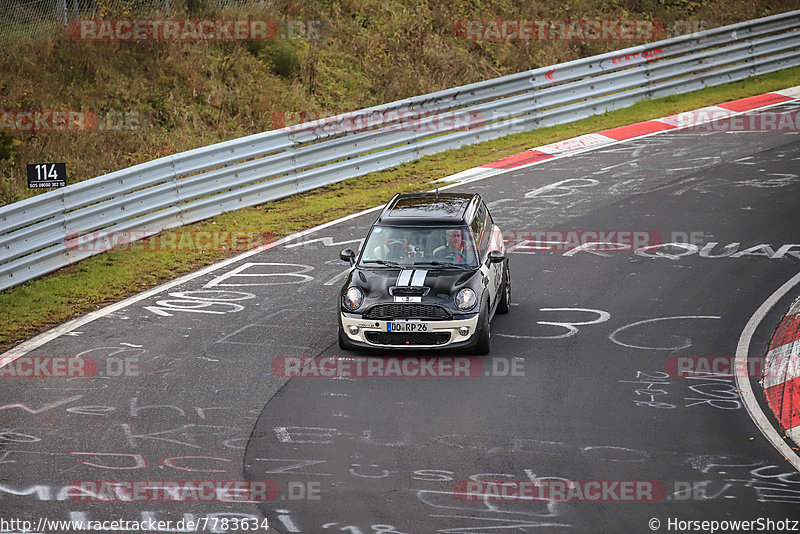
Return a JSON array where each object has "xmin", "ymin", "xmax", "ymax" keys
[{"xmin": 27, "ymin": 163, "xmax": 67, "ymax": 189}]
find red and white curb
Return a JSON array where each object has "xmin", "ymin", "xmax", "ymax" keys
[
  {"xmin": 438, "ymin": 85, "xmax": 800, "ymax": 183},
  {"xmin": 763, "ymin": 297, "xmax": 800, "ymax": 448}
]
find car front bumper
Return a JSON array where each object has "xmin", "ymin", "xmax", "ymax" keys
[{"xmin": 340, "ymin": 312, "xmax": 481, "ymax": 350}]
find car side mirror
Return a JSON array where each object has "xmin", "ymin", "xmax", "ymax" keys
[
  {"xmin": 340, "ymin": 248, "xmax": 356, "ymax": 265},
  {"xmin": 489, "ymin": 250, "xmax": 505, "ymax": 263}
]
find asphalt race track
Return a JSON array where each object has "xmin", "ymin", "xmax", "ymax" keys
[{"xmin": 2, "ymin": 102, "xmax": 800, "ymax": 533}]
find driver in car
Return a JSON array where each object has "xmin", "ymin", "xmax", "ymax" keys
[{"xmin": 434, "ymin": 229, "xmax": 468, "ymax": 262}]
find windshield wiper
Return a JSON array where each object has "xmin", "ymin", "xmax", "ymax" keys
[
  {"xmin": 362, "ymin": 259, "xmax": 405, "ymax": 268},
  {"xmin": 413, "ymin": 261, "xmax": 471, "ymax": 270}
]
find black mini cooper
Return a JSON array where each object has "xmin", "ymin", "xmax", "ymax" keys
[{"xmin": 338, "ymin": 192, "xmax": 510, "ymax": 354}]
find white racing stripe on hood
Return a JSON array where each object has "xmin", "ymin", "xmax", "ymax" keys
[
  {"xmin": 410, "ymin": 269, "xmax": 428, "ymax": 287},
  {"xmin": 397, "ymin": 269, "xmax": 413, "ymax": 286}
]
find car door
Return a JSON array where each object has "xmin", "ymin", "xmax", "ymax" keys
[
  {"xmin": 473, "ymin": 202, "xmax": 501, "ymax": 312},
  {"xmin": 484, "ymin": 206, "xmax": 503, "ymax": 307}
]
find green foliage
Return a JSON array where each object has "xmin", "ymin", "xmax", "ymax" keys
[
  {"xmin": 262, "ymin": 41, "xmax": 302, "ymax": 78},
  {"xmin": 0, "ymin": 132, "xmax": 19, "ymax": 160},
  {"xmin": 186, "ymin": 0, "xmax": 211, "ymax": 17},
  {"xmin": 657, "ymin": 0, "xmax": 712, "ymax": 12},
  {"xmin": 95, "ymin": 0, "xmax": 140, "ymax": 17},
  {"xmin": 245, "ymin": 39, "xmax": 268, "ymax": 57}
]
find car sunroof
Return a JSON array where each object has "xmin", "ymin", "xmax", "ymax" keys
[{"xmin": 386, "ymin": 196, "xmax": 468, "ymax": 218}]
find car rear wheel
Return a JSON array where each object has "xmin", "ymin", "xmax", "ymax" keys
[
  {"xmin": 473, "ymin": 299, "xmax": 491, "ymax": 355},
  {"xmin": 496, "ymin": 261, "xmax": 511, "ymax": 314}
]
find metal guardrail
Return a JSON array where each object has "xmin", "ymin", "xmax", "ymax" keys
[{"xmin": 2, "ymin": 10, "xmax": 800, "ymax": 291}]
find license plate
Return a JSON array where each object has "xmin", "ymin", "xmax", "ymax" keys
[
  {"xmin": 394, "ymin": 295, "xmax": 422, "ymax": 303},
  {"xmin": 388, "ymin": 322, "xmax": 429, "ymax": 332}
]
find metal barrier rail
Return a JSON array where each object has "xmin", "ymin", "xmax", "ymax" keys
[{"xmin": 1, "ymin": 10, "xmax": 799, "ymax": 290}]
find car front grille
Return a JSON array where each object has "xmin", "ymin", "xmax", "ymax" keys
[
  {"xmin": 389, "ymin": 286, "xmax": 429, "ymax": 296},
  {"xmin": 365, "ymin": 332, "xmax": 451, "ymax": 346},
  {"xmin": 364, "ymin": 304, "xmax": 451, "ymax": 320}
]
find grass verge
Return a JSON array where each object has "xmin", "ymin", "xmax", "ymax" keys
[{"xmin": 2, "ymin": 66, "xmax": 799, "ymax": 351}]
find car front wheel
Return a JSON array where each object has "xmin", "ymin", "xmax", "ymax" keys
[
  {"xmin": 473, "ymin": 298, "xmax": 491, "ymax": 355},
  {"xmin": 496, "ymin": 261, "xmax": 510, "ymax": 314}
]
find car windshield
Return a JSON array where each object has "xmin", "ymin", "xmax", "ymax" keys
[{"xmin": 359, "ymin": 225, "xmax": 478, "ymax": 268}]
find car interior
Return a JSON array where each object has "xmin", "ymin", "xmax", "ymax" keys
[{"xmin": 365, "ymin": 227, "xmax": 477, "ymax": 265}]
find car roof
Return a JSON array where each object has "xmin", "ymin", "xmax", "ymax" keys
[{"xmin": 375, "ymin": 193, "xmax": 481, "ymax": 226}]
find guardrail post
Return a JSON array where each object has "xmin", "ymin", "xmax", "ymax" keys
[
  {"xmin": 168, "ymin": 154, "xmax": 187, "ymax": 225},
  {"xmin": 745, "ymin": 26, "xmax": 757, "ymax": 76},
  {"xmin": 59, "ymin": 187, "xmax": 71, "ymax": 263}
]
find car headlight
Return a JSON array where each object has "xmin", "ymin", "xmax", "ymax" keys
[
  {"xmin": 455, "ymin": 288, "xmax": 477, "ymax": 311},
  {"xmin": 343, "ymin": 286, "xmax": 365, "ymax": 311}
]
